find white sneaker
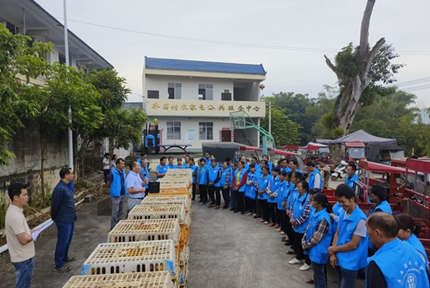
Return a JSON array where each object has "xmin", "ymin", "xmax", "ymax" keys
[
  {"xmin": 288, "ymin": 258, "xmax": 302, "ymax": 265},
  {"xmin": 299, "ymin": 263, "xmax": 311, "ymax": 271}
]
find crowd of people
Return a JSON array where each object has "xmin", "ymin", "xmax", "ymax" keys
[
  {"xmin": 4, "ymin": 151, "xmax": 430, "ymax": 288},
  {"xmin": 152, "ymin": 151, "xmax": 430, "ymax": 288}
]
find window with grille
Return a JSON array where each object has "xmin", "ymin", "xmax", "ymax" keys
[
  {"xmin": 198, "ymin": 84, "xmax": 213, "ymax": 100},
  {"xmin": 199, "ymin": 122, "xmax": 213, "ymax": 140},
  {"xmin": 167, "ymin": 121, "xmax": 181, "ymax": 140},
  {"xmin": 168, "ymin": 83, "xmax": 182, "ymax": 99}
]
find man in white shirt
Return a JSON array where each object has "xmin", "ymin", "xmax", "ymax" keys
[
  {"xmin": 102, "ymin": 153, "xmax": 110, "ymax": 184},
  {"xmin": 126, "ymin": 161, "xmax": 147, "ymax": 212},
  {"xmin": 5, "ymin": 183, "xmax": 41, "ymax": 288}
]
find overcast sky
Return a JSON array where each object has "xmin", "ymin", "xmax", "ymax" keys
[{"xmin": 36, "ymin": 0, "xmax": 430, "ymax": 107}]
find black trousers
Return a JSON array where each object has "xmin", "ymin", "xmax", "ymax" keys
[
  {"xmin": 245, "ymin": 197, "xmax": 255, "ymax": 213},
  {"xmin": 214, "ymin": 187, "xmax": 221, "ymax": 206},
  {"xmin": 103, "ymin": 169, "xmax": 110, "ymax": 184},
  {"xmin": 208, "ymin": 185, "xmax": 215, "ymax": 204},
  {"xmin": 259, "ymin": 199, "xmax": 269, "ymax": 221},
  {"xmin": 221, "ymin": 187, "xmax": 230, "ymax": 207},
  {"xmin": 278, "ymin": 209, "xmax": 285, "ymax": 226},
  {"xmin": 285, "ymin": 216, "xmax": 295, "ymax": 243},
  {"xmin": 192, "ymin": 183, "xmax": 196, "ymax": 201},
  {"xmin": 267, "ymin": 202, "xmax": 277, "ymax": 224},
  {"xmin": 293, "ymin": 232, "xmax": 305, "ymax": 260},
  {"xmin": 199, "ymin": 185, "xmax": 208, "ymax": 203},
  {"xmin": 236, "ymin": 192, "xmax": 245, "ymax": 213}
]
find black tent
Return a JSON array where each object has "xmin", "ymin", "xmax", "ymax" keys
[{"xmin": 366, "ymin": 142, "xmax": 404, "ymax": 163}]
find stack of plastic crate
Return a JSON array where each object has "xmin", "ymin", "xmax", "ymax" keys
[
  {"xmin": 107, "ymin": 219, "xmax": 180, "ymax": 245},
  {"xmin": 62, "ymin": 271, "xmax": 175, "ymax": 288},
  {"xmin": 80, "ymin": 240, "xmax": 178, "ymax": 283}
]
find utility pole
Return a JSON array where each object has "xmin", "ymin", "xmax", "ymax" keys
[
  {"xmin": 64, "ymin": 0, "xmax": 73, "ymax": 170},
  {"xmin": 268, "ymin": 101, "xmax": 272, "ymax": 134}
]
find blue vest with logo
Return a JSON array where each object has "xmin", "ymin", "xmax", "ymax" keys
[
  {"xmin": 305, "ymin": 208, "xmax": 332, "ymax": 264},
  {"xmin": 366, "ymin": 238, "xmax": 429, "ymax": 288},
  {"xmin": 234, "ymin": 169, "xmax": 247, "ymax": 192},
  {"xmin": 257, "ymin": 174, "xmax": 270, "ymax": 200},
  {"xmin": 287, "ymin": 187, "xmax": 298, "ymax": 211},
  {"xmin": 198, "ymin": 166, "xmax": 208, "ymax": 185},
  {"xmin": 292, "ymin": 192, "xmax": 310, "ymax": 233},
  {"xmin": 245, "ymin": 171, "xmax": 257, "ymax": 199},
  {"xmin": 371, "ymin": 200, "xmax": 392, "ymax": 214},
  {"xmin": 219, "ymin": 167, "xmax": 231, "ymax": 189},
  {"xmin": 344, "ymin": 173, "xmax": 359, "ymax": 189},
  {"xmin": 336, "ymin": 206, "xmax": 368, "ymax": 270},
  {"xmin": 110, "ymin": 168, "xmax": 128, "ymax": 197},
  {"xmin": 267, "ymin": 175, "xmax": 279, "ymax": 203},
  {"xmin": 308, "ymin": 169, "xmax": 323, "ymax": 189},
  {"xmin": 208, "ymin": 165, "xmax": 221, "ymax": 186},
  {"xmin": 190, "ymin": 165, "xmax": 197, "ymax": 184},
  {"xmin": 406, "ymin": 234, "xmax": 429, "ymax": 268},
  {"xmin": 156, "ymin": 164, "xmax": 168, "ymax": 180},
  {"xmin": 331, "ymin": 202, "xmax": 344, "ymax": 236},
  {"xmin": 277, "ymin": 181, "xmax": 288, "ymax": 210}
]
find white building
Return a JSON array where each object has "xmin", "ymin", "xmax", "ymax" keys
[{"xmin": 142, "ymin": 57, "xmax": 267, "ymax": 152}]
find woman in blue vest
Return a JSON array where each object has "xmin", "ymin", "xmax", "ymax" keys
[
  {"xmin": 257, "ymin": 166, "xmax": 271, "ymax": 223},
  {"xmin": 231, "ymin": 161, "xmax": 248, "ymax": 214},
  {"xmin": 396, "ymin": 213, "xmax": 429, "ymax": 268},
  {"xmin": 189, "ymin": 158, "xmax": 197, "ymax": 202},
  {"xmin": 303, "ymin": 193, "xmax": 333, "ymax": 287},
  {"xmin": 267, "ymin": 167, "xmax": 280, "ymax": 227},
  {"xmin": 285, "ymin": 171, "xmax": 302, "ymax": 247},
  {"xmin": 288, "ymin": 180, "xmax": 312, "ymax": 270},
  {"xmin": 219, "ymin": 161, "xmax": 232, "ymax": 209},
  {"xmin": 277, "ymin": 171, "xmax": 288, "ymax": 235},
  {"xmin": 229, "ymin": 162, "xmax": 237, "ymax": 211},
  {"xmin": 367, "ymin": 184, "xmax": 392, "ymax": 215},
  {"xmin": 197, "ymin": 158, "xmax": 209, "ymax": 206},
  {"xmin": 207, "ymin": 158, "xmax": 221, "ymax": 209},
  {"xmin": 245, "ymin": 164, "xmax": 258, "ymax": 215}
]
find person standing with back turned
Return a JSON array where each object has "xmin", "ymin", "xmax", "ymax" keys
[
  {"xmin": 6, "ymin": 183, "xmax": 41, "ymax": 288},
  {"xmin": 51, "ymin": 167, "xmax": 76, "ymax": 272}
]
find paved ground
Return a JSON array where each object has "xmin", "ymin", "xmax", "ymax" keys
[{"xmin": 0, "ymin": 172, "xmax": 362, "ymax": 288}]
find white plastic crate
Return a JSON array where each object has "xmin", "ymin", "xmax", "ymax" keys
[
  {"xmin": 81, "ymin": 240, "xmax": 176, "ymax": 277},
  {"xmin": 128, "ymin": 203, "xmax": 186, "ymax": 225},
  {"xmin": 142, "ymin": 195, "xmax": 191, "ymax": 210},
  {"xmin": 108, "ymin": 219, "xmax": 181, "ymax": 245},
  {"xmin": 63, "ymin": 272, "xmax": 174, "ymax": 288},
  {"xmin": 165, "ymin": 169, "xmax": 192, "ymax": 178}
]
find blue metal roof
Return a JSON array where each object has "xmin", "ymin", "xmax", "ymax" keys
[{"xmin": 145, "ymin": 57, "xmax": 266, "ymax": 75}]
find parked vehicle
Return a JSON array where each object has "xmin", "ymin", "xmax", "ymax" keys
[{"xmin": 330, "ymin": 161, "xmax": 348, "ymax": 181}]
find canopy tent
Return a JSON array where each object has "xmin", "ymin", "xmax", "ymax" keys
[
  {"xmin": 300, "ymin": 142, "xmax": 328, "ymax": 150},
  {"xmin": 316, "ymin": 130, "xmax": 397, "ymax": 144},
  {"xmin": 366, "ymin": 142, "xmax": 404, "ymax": 162}
]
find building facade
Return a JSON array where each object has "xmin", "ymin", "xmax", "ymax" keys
[{"xmin": 142, "ymin": 57, "xmax": 266, "ymax": 151}]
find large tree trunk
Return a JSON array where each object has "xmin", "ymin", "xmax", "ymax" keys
[{"xmin": 324, "ymin": 0, "xmax": 385, "ymax": 134}]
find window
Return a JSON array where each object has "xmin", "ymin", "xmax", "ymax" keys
[
  {"xmin": 199, "ymin": 122, "xmax": 213, "ymax": 140},
  {"xmin": 198, "ymin": 84, "xmax": 213, "ymax": 100},
  {"xmin": 148, "ymin": 90, "xmax": 159, "ymax": 99},
  {"xmin": 168, "ymin": 83, "xmax": 181, "ymax": 99},
  {"xmin": 221, "ymin": 93, "xmax": 232, "ymax": 101},
  {"xmin": 59, "ymin": 54, "xmax": 66, "ymax": 65},
  {"xmin": 167, "ymin": 122, "xmax": 181, "ymax": 140}
]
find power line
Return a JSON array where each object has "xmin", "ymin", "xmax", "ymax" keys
[
  {"xmin": 395, "ymin": 77, "xmax": 430, "ymax": 87},
  {"xmin": 59, "ymin": 17, "xmax": 430, "ymax": 55}
]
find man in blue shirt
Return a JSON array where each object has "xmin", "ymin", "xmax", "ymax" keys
[
  {"xmin": 106, "ymin": 158, "xmax": 127, "ymax": 230},
  {"xmin": 155, "ymin": 157, "xmax": 168, "ymax": 180},
  {"xmin": 126, "ymin": 161, "xmax": 147, "ymax": 212},
  {"xmin": 51, "ymin": 167, "xmax": 76, "ymax": 272},
  {"xmin": 344, "ymin": 164, "xmax": 359, "ymax": 189},
  {"xmin": 166, "ymin": 157, "xmax": 176, "ymax": 169},
  {"xmin": 366, "ymin": 212, "xmax": 430, "ymax": 288}
]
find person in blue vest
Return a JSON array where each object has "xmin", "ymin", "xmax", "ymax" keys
[
  {"xmin": 289, "ymin": 158, "xmax": 302, "ymax": 174},
  {"xmin": 276, "ymin": 171, "xmax": 288, "ymax": 234},
  {"xmin": 240, "ymin": 156, "xmax": 250, "ymax": 172},
  {"xmin": 251, "ymin": 157, "xmax": 260, "ymax": 174},
  {"xmin": 176, "ymin": 158, "xmax": 185, "ymax": 169},
  {"xmin": 189, "ymin": 158, "xmax": 197, "ymax": 202},
  {"xmin": 344, "ymin": 163, "xmax": 359, "ymax": 189},
  {"xmin": 166, "ymin": 157, "xmax": 176, "ymax": 169},
  {"xmin": 288, "ymin": 180, "xmax": 312, "ymax": 271},
  {"xmin": 280, "ymin": 158, "xmax": 292, "ymax": 173},
  {"xmin": 197, "ymin": 158, "xmax": 209, "ymax": 206},
  {"xmin": 219, "ymin": 161, "xmax": 232, "ymax": 209},
  {"xmin": 307, "ymin": 161, "xmax": 323, "ymax": 189},
  {"xmin": 396, "ymin": 214, "xmax": 429, "ymax": 269},
  {"xmin": 285, "ymin": 171, "xmax": 303, "ymax": 247},
  {"xmin": 262, "ymin": 154, "xmax": 273, "ymax": 172},
  {"xmin": 232, "ymin": 161, "xmax": 248, "ymax": 214},
  {"xmin": 203, "ymin": 151, "xmax": 211, "ymax": 168},
  {"xmin": 245, "ymin": 164, "xmax": 258, "ymax": 216},
  {"xmin": 367, "ymin": 184, "xmax": 392, "ymax": 215},
  {"xmin": 302, "ymin": 193, "xmax": 333, "ymax": 288},
  {"xmin": 207, "ymin": 158, "xmax": 221, "ymax": 209},
  {"xmin": 155, "ymin": 157, "xmax": 168, "ymax": 180},
  {"xmin": 137, "ymin": 154, "xmax": 150, "ymax": 191},
  {"xmin": 106, "ymin": 158, "xmax": 127, "ymax": 230},
  {"xmin": 366, "ymin": 212, "xmax": 430, "ymax": 288},
  {"xmin": 280, "ymin": 172, "xmax": 294, "ymax": 238},
  {"xmin": 257, "ymin": 165, "xmax": 271, "ymax": 222},
  {"xmin": 267, "ymin": 167, "xmax": 280, "ymax": 227},
  {"xmin": 229, "ymin": 162, "xmax": 238, "ymax": 211},
  {"xmin": 184, "ymin": 155, "xmax": 191, "ymax": 168},
  {"xmin": 328, "ymin": 184, "xmax": 368, "ymax": 288},
  {"xmin": 330, "ymin": 201, "xmax": 344, "ymax": 241}
]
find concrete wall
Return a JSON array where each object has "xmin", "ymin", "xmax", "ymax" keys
[{"xmin": 0, "ymin": 120, "xmax": 69, "ymax": 195}]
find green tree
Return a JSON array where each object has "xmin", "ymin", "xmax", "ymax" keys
[
  {"xmin": 260, "ymin": 104, "xmax": 301, "ymax": 146},
  {"xmin": 324, "ymin": 0, "xmax": 403, "ymax": 134},
  {"xmin": 0, "ymin": 24, "xmax": 52, "ymax": 165}
]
